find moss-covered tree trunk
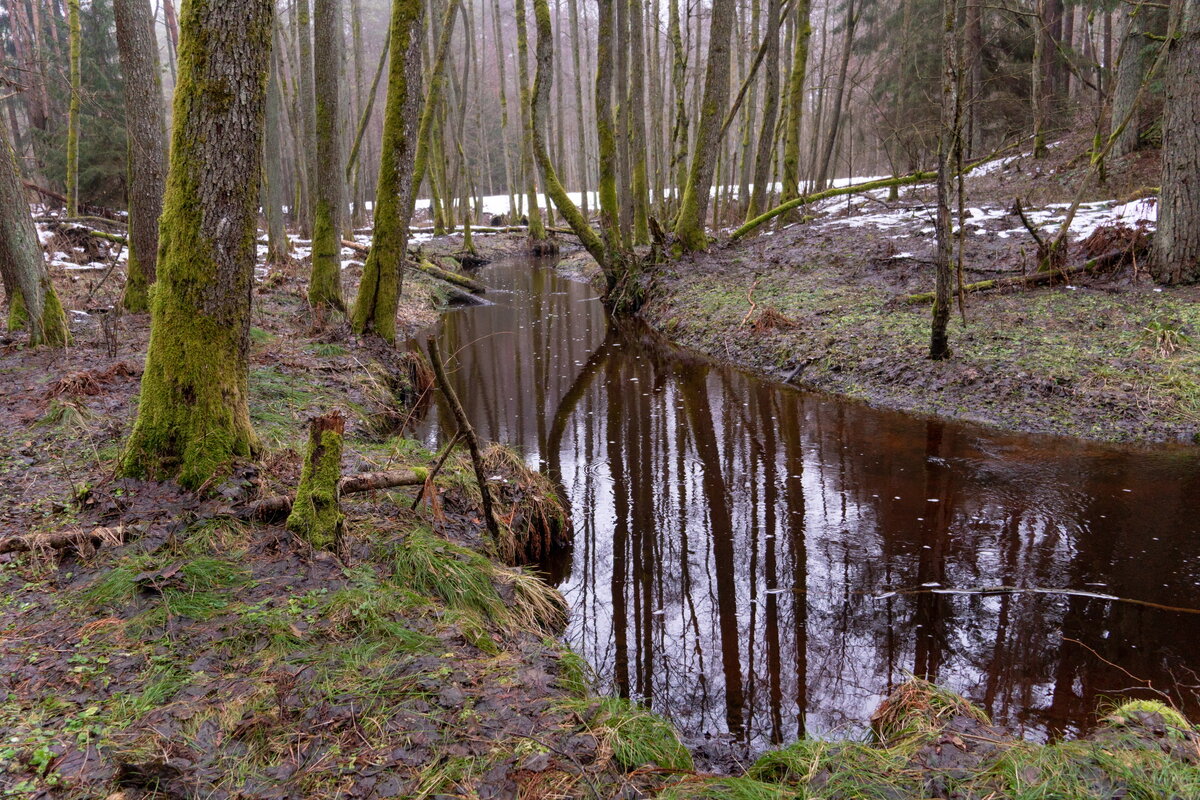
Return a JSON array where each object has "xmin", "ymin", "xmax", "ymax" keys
[
  {"xmin": 350, "ymin": 0, "xmax": 425, "ymax": 343},
  {"xmin": 746, "ymin": 0, "xmax": 782, "ymax": 220},
  {"xmin": 120, "ymin": 0, "xmax": 274, "ymax": 489},
  {"xmin": 515, "ymin": 0, "xmax": 548, "ymax": 244},
  {"xmin": 308, "ymin": 0, "xmax": 345, "ymax": 313},
  {"xmin": 627, "ymin": 0, "xmax": 650, "ymax": 245},
  {"xmin": 409, "ymin": 0, "xmax": 459, "ymax": 223},
  {"xmin": 779, "ymin": 0, "xmax": 811, "ymax": 205},
  {"xmin": 286, "ymin": 410, "xmax": 345, "ymax": 550},
  {"xmin": 0, "ymin": 117, "xmax": 70, "ymax": 347},
  {"xmin": 114, "ymin": 0, "xmax": 167, "ymax": 313},
  {"xmin": 65, "ymin": 0, "xmax": 81, "ymax": 217},
  {"xmin": 672, "ymin": 0, "xmax": 737, "ymax": 251}
]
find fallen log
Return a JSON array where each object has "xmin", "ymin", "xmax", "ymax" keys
[
  {"xmin": 416, "ymin": 257, "xmax": 486, "ymax": 293},
  {"xmin": 244, "ymin": 469, "xmax": 426, "ymax": 523},
  {"xmin": 0, "ymin": 526, "xmax": 126, "ymax": 555},
  {"xmin": 340, "ymin": 239, "xmax": 485, "ymax": 293},
  {"xmin": 23, "ymin": 182, "xmax": 124, "ymax": 221},
  {"xmin": 900, "ymin": 251, "xmax": 1125, "ymax": 304},
  {"xmin": 731, "ymin": 172, "xmax": 938, "ymax": 241},
  {"xmin": 48, "ymin": 222, "xmax": 128, "ymax": 245}
]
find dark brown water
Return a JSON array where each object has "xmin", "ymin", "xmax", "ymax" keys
[{"xmin": 418, "ymin": 255, "xmax": 1200, "ymax": 753}]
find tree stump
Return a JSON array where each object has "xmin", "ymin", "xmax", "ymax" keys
[{"xmin": 286, "ymin": 411, "xmax": 346, "ymax": 550}]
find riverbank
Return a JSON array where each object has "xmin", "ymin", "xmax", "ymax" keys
[
  {"xmin": 637, "ymin": 140, "xmax": 1200, "ymax": 445},
  {"xmin": 4, "ymin": 226, "xmax": 1200, "ymax": 796}
]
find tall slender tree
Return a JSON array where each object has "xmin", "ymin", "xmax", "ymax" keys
[
  {"xmin": 779, "ymin": 0, "xmax": 811, "ymax": 205},
  {"xmin": 65, "ymin": 0, "xmax": 82, "ymax": 215},
  {"xmin": 120, "ymin": 0, "xmax": 275, "ymax": 489},
  {"xmin": 351, "ymin": 0, "xmax": 426, "ymax": 342},
  {"xmin": 515, "ymin": 0, "xmax": 548, "ymax": 243},
  {"xmin": 672, "ymin": 0, "xmax": 738, "ymax": 251},
  {"xmin": 930, "ymin": 0, "xmax": 960, "ymax": 359},
  {"xmin": 308, "ymin": 0, "xmax": 345, "ymax": 312},
  {"xmin": 113, "ymin": 0, "xmax": 167, "ymax": 313}
]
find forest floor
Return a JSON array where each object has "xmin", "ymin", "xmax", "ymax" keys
[
  {"xmin": 3, "ymin": 148, "xmax": 1200, "ymax": 797},
  {"xmin": 640, "ymin": 132, "xmax": 1200, "ymax": 444},
  {"xmin": 0, "ymin": 231, "xmax": 711, "ymax": 799}
]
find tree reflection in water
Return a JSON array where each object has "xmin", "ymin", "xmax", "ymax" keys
[{"xmin": 419, "ymin": 256, "xmax": 1200, "ymax": 754}]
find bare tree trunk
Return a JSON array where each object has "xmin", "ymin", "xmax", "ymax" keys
[
  {"xmin": 568, "ymin": 0, "xmax": 590, "ymax": 217},
  {"xmin": 814, "ymin": 0, "xmax": 856, "ymax": 189},
  {"xmin": 296, "ymin": 0, "xmax": 318, "ymax": 235},
  {"xmin": 114, "ymin": 0, "xmax": 167, "ymax": 313},
  {"xmin": 1153, "ymin": 0, "xmax": 1200, "ymax": 284},
  {"xmin": 264, "ymin": 36, "xmax": 289, "ymax": 265},
  {"xmin": 746, "ymin": 0, "xmax": 781, "ymax": 220},
  {"xmin": 1032, "ymin": 0, "xmax": 1050, "ymax": 157},
  {"xmin": 931, "ymin": 0, "xmax": 959, "ymax": 360},
  {"xmin": 488, "ymin": 0, "xmax": 517, "ymax": 220},
  {"xmin": 1111, "ymin": 5, "xmax": 1147, "ymax": 158},
  {"xmin": 515, "ymin": 0, "xmax": 548, "ymax": 242},
  {"xmin": 965, "ymin": 0, "xmax": 983, "ymax": 158},
  {"xmin": 667, "ymin": 0, "xmax": 688, "ymax": 213}
]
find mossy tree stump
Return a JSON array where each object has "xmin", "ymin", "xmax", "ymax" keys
[{"xmin": 286, "ymin": 411, "xmax": 346, "ymax": 550}]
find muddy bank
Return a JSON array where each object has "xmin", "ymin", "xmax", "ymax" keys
[{"xmin": 636, "ymin": 144, "xmax": 1200, "ymax": 445}]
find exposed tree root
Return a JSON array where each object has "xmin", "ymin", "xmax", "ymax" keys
[{"xmin": 0, "ymin": 526, "xmax": 125, "ymax": 554}]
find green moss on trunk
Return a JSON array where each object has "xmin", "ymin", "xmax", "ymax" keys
[
  {"xmin": 308, "ymin": 200, "xmax": 344, "ymax": 311},
  {"xmin": 350, "ymin": 0, "xmax": 424, "ymax": 344},
  {"xmin": 119, "ymin": 0, "xmax": 273, "ymax": 489},
  {"xmin": 286, "ymin": 411, "xmax": 345, "ymax": 550}
]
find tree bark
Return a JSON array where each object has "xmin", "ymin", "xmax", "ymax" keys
[
  {"xmin": 1111, "ymin": 6, "xmax": 1147, "ymax": 158},
  {"xmin": 120, "ymin": 0, "xmax": 274, "ymax": 489},
  {"xmin": 113, "ymin": 0, "xmax": 168, "ymax": 313},
  {"xmin": 672, "ymin": 0, "xmax": 738, "ymax": 251},
  {"xmin": 628, "ymin": 0, "xmax": 650, "ymax": 244},
  {"xmin": 0, "ymin": 117, "xmax": 70, "ymax": 346},
  {"xmin": 515, "ymin": 0, "xmax": 548, "ymax": 242},
  {"xmin": 350, "ymin": 0, "xmax": 425, "ymax": 344},
  {"xmin": 1153, "ymin": 0, "xmax": 1200, "ymax": 284},
  {"xmin": 779, "ymin": 0, "xmax": 811, "ymax": 204},
  {"xmin": 65, "ymin": 0, "xmax": 81, "ymax": 216},
  {"xmin": 296, "ymin": 0, "xmax": 317, "ymax": 236},
  {"xmin": 286, "ymin": 410, "xmax": 345, "ymax": 550},
  {"xmin": 264, "ymin": 36, "xmax": 290, "ymax": 265},
  {"xmin": 308, "ymin": 0, "xmax": 345, "ymax": 312},
  {"xmin": 747, "ymin": 0, "xmax": 782, "ymax": 220},
  {"xmin": 930, "ymin": 0, "xmax": 959, "ymax": 360}
]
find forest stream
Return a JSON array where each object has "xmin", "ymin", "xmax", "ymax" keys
[{"xmin": 418, "ymin": 254, "xmax": 1200, "ymax": 755}]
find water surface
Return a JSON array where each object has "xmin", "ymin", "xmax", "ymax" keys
[{"xmin": 418, "ymin": 255, "xmax": 1200, "ymax": 753}]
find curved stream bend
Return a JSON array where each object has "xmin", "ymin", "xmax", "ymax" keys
[{"xmin": 418, "ymin": 255, "xmax": 1200, "ymax": 753}]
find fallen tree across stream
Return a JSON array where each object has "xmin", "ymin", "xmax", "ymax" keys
[{"xmin": 340, "ymin": 239, "xmax": 486, "ymax": 293}]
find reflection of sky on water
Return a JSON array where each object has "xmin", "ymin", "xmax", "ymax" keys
[{"xmin": 418, "ymin": 256, "xmax": 1200, "ymax": 755}]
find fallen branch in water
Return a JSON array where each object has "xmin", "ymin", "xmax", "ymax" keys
[
  {"xmin": 0, "ymin": 526, "xmax": 126, "ymax": 554},
  {"xmin": 900, "ymin": 251, "xmax": 1124, "ymax": 304}
]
